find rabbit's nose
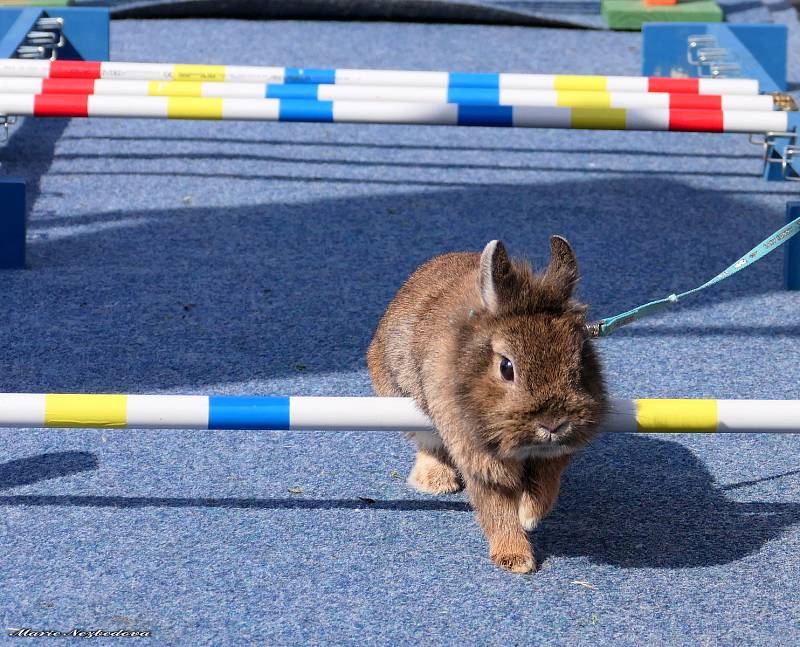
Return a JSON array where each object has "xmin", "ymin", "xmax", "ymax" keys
[{"xmin": 536, "ymin": 420, "xmax": 569, "ymax": 435}]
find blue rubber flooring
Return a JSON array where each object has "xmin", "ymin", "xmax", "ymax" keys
[{"xmin": 1, "ymin": 17, "xmax": 800, "ymax": 646}]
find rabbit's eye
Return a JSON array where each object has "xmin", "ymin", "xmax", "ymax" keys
[{"xmin": 499, "ymin": 356, "xmax": 514, "ymax": 381}]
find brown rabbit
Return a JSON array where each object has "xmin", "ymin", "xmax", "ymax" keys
[{"xmin": 367, "ymin": 237, "xmax": 608, "ymax": 573}]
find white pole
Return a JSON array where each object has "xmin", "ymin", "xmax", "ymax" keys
[
  {"xmin": 0, "ymin": 394, "xmax": 798, "ymax": 433},
  {"xmin": 0, "ymin": 77, "xmax": 775, "ymax": 111},
  {"xmin": 0, "ymin": 93, "xmax": 789, "ymax": 134},
  {"xmin": 0, "ymin": 58, "xmax": 761, "ymax": 95}
]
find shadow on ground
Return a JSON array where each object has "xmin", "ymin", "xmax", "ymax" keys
[
  {"xmin": 0, "ymin": 116, "xmax": 69, "ymax": 213},
  {"xmin": 0, "ymin": 451, "xmax": 98, "ymax": 489},
  {"xmin": 2, "ymin": 431, "xmax": 798, "ymax": 570},
  {"xmin": 0, "ymin": 175, "xmax": 792, "ymax": 392},
  {"xmin": 542, "ymin": 432, "xmax": 800, "ymax": 568}
]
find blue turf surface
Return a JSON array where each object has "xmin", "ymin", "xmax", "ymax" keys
[{"xmin": 1, "ymin": 15, "xmax": 800, "ymax": 646}]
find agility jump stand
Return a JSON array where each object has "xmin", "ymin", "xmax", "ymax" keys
[
  {"xmin": 641, "ymin": 22, "xmax": 800, "ymax": 183},
  {"xmin": 642, "ymin": 23, "xmax": 787, "ymax": 93},
  {"xmin": 0, "ymin": 6, "xmax": 109, "ymax": 269},
  {"xmin": 1, "ymin": 394, "xmax": 800, "ymax": 434},
  {"xmin": 641, "ymin": 23, "xmax": 800, "ymax": 288}
]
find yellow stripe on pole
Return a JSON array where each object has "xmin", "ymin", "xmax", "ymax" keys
[
  {"xmin": 44, "ymin": 394, "xmax": 128, "ymax": 428},
  {"xmin": 570, "ymin": 108, "xmax": 626, "ymax": 130},
  {"xmin": 556, "ymin": 90, "xmax": 612, "ymax": 109},
  {"xmin": 167, "ymin": 97, "xmax": 224, "ymax": 119},
  {"xmin": 148, "ymin": 81, "xmax": 203, "ymax": 97},
  {"xmin": 173, "ymin": 64, "xmax": 226, "ymax": 82},
  {"xmin": 554, "ymin": 75, "xmax": 607, "ymax": 91},
  {"xmin": 636, "ymin": 399, "xmax": 718, "ymax": 433}
]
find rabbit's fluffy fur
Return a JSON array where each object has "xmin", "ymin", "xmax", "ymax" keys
[{"xmin": 368, "ymin": 238, "xmax": 608, "ymax": 573}]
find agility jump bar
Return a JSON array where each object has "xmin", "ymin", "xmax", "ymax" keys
[
  {"xmin": 0, "ymin": 77, "xmax": 776, "ymax": 112},
  {"xmin": 0, "ymin": 59, "xmax": 760, "ymax": 96},
  {"xmin": 0, "ymin": 93, "xmax": 789, "ymax": 133},
  {"xmin": 0, "ymin": 394, "xmax": 798, "ymax": 433}
]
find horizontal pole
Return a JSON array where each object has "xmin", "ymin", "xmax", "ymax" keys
[
  {"xmin": 0, "ymin": 93, "xmax": 789, "ymax": 133},
  {"xmin": 0, "ymin": 77, "xmax": 776, "ymax": 111},
  {"xmin": 0, "ymin": 394, "xmax": 798, "ymax": 433},
  {"xmin": 0, "ymin": 58, "xmax": 761, "ymax": 95}
]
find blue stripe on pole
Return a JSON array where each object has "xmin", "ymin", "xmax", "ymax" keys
[
  {"xmin": 457, "ymin": 105, "xmax": 513, "ymax": 127},
  {"xmin": 447, "ymin": 86, "xmax": 501, "ymax": 105},
  {"xmin": 284, "ymin": 67, "xmax": 336, "ymax": 84},
  {"xmin": 278, "ymin": 99, "xmax": 334, "ymax": 122},
  {"xmin": 208, "ymin": 396, "xmax": 290, "ymax": 430},
  {"xmin": 265, "ymin": 84, "xmax": 320, "ymax": 100},
  {"xmin": 448, "ymin": 72, "xmax": 500, "ymax": 89}
]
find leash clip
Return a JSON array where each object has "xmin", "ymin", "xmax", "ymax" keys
[{"xmin": 585, "ymin": 321, "xmax": 602, "ymax": 339}]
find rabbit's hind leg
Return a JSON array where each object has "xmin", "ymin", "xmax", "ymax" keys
[
  {"xmin": 406, "ymin": 432, "xmax": 463, "ymax": 495},
  {"xmin": 408, "ymin": 431, "xmax": 464, "ymax": 494}
]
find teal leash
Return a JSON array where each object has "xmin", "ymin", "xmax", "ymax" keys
[{"xmin": 587, "ymin": 215, "xmax": 800, "ymax": 338}]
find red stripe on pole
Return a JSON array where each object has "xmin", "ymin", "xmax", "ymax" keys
[
  {"xmin": 669, "ymin": 109, "xmax": 724, "ymax": 132},
  {"xmin": 49, "ymin": 60, "xmax": 102, "ymax": 79},
  {"xmin": 41, "ymin": 78, "xmax": 96, "ymax": 95},
  {"xmin": 33, "ymin": 94, "xmax": 90, "ymax": 117},
  {"xmin": 648, "ymin": 78, "xmax": 700, "ymax": 94},
  {"xmin": 669, "ymin": 94, "xmax": 722, "ymax": 110}
]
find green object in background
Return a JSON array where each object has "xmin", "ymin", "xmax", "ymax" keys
[{"xmin": 602, "ymin": 0, "xmax": 724, "ymax": 30}]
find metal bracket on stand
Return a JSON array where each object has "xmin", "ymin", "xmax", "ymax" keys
[
  {"xmin": 642, "ymin": 23, "xmax": 788, "ymax": 92},
  {"xmin": 752, "ymin": 113, "xmax": 800, "ymax": 183}
]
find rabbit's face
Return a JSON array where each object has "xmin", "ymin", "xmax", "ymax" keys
[
  {"xmin": 455, "ymin": 310, "xmax": 606, "ymax": 459},
  {"xmin": 453, "ymin": 237, "xmax": 608, "ymax": 459}
]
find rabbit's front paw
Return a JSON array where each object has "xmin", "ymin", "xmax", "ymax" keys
[
  {"xmin": 491, "ymin": 550, "xmax": 536, "ymax": 574},
  {"xmin": 489, "ymin": 532, "xmax": 536, "ymax": 573}
]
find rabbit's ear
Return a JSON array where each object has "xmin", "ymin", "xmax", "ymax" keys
[
  {"xmin": 544, "ymin": 235, "xmax": 579, "ymax": 301},
  {"xmin": 479, "ymin": 240, "xmax": 511, "ymax": 313}
]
